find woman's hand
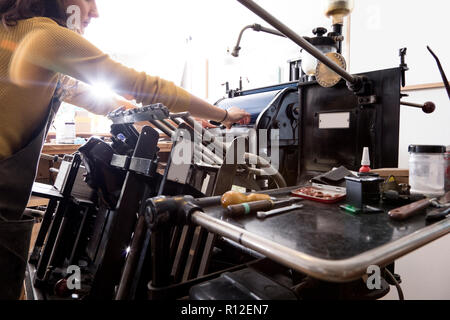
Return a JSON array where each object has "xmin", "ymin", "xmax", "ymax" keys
[{"xmin": 222, "ymin": 107, "xmax": 251, "ymax": 129}]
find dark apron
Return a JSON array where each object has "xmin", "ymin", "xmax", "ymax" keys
[{"xmin": 0, "ymin": 88, "xmax": 62, "ymax": 300}]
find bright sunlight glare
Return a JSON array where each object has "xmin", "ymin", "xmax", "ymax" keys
[{"xmin": 90, "ymin": 82, "xmax": 116, "ymax": 101}]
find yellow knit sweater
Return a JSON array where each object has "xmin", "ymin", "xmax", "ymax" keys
[{"xmin": 0, "ymin": 17, "xmax": 191, "ymax": 160}]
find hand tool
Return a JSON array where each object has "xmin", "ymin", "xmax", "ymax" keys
[
  {"xmin": 257, "ymin": 204, "xmax": 304, "ymax": 219},
  {"xmin": 221, "ymin": 191, "xmax": 272, "ymax": 208},
  {"xmin": 426, "ymin": 207, "xmax": 450, "ymax": 222},
  {"xmin": 388, "ymin": 191, "xmax": 450, "ymax": 221},
  {"xmin": 226, "ymin": 198, "xmax": 303, "ymax": 217}
]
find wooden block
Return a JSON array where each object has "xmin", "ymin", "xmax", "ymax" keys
[
  {"xmin": 36, "ymin": 159, "xmax": 52, "ymax": 184},
  {"xmin": 371, "ymin": 168, "xmax": 409, "ymax": 184},
  {"xmin": 29, "ymin": 222, "xmax": 41, "ymax": 254}
]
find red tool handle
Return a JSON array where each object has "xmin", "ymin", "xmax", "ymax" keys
[{"xmin": 388, "ymin": 198, "xmax": 431, "ymax": 221}]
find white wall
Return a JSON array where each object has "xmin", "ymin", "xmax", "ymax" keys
[
  {"xmin": 350, "ymin": 0, "xmax": 450, "ymax": 300},
  {"xmin": 381, "ymin": 235, "xmax": 450, "ymax": 300},
  {"xmin": 85, "ymin": 0, "xmax": 333, "ymax": 101},
  {"xmin": 398, "ymin": 88, "xmax": 450, "ymax": 168},
  {"xmin": 349, "ymin": 0, "xmax": 450, "ymax": 168}
]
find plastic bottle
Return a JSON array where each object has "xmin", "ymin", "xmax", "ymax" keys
[{"xmin": 359, "ymin": 147, "xmax": 371, "ymax": 173}]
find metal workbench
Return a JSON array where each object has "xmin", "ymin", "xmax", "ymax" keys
[{"xmin": 191, "ymin": 186, "xmax": 450, "ymax": 283}]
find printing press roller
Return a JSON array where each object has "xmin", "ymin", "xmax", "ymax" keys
[{"xmin": 215, "ymin": 82, "xmax": 299, "ymax": 126}]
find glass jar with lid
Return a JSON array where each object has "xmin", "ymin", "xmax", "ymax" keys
[{"xmin": 409, "ymin": 145, "xmax": 446, "ymax": 197}]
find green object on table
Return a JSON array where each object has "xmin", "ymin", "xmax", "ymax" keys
[{"xmin": 340, "ymin": 204, "xmax": 361, "ymax": 214}]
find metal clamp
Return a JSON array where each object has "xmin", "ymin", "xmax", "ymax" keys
[
  {"xmin": 144, "ymin": 196, "xmax": 203, "ymax": 231},
  {"xmin": 129, "ymin": 157, "xmax": 158, "ymax": 177}
]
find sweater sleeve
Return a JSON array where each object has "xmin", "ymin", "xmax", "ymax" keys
[
  {"xmin": 58, "ymin": 75, "xmax": 136, "ymax": 115},
  {"xmin": 9, "ymin": 19, "xmax": 191, "ymax": 113}
]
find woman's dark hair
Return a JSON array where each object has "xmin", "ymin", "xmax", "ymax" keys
[{"xmin": 0, "ymin": 0, "xmax": 66, "ymax": 27}]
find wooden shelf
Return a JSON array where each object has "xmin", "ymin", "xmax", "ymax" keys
[
  {"xmin": 27, "ymin": 196, "xmax": 49, "ymax": 208},
  {"xmin": 42, "ymin": 144, "xmax": 81, "ymax": 155},
  {"xmin": 46, "ymin": 132, "xmax": 111, "ymax": 140}
]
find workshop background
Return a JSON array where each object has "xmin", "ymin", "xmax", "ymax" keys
[{"xmin": 58, "ymin": 0, "xmax": 449, "ymax": 299}]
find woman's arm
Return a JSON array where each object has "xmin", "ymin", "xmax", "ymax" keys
[
  {"xmin": 10, "ymin": 19, "xmax": 249, "ymax": 126},
  {"xmin": 187, "ymin": 95, "xmax": 250, "ymax": 128},
  {"xmin": 58, "ymin": 76, "xmax": 135, "ymax": 115}
]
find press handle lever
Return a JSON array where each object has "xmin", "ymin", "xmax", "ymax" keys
[{"xmin": 400, "ymin": 101, "xmax": 435, "ymax": 114}]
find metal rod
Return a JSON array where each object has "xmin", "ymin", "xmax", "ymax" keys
[
  {"xmin": 172, "ymin": 114, "xmax": 285, "ymax": 182},
  {"xmin": 40, "ymin": 154, "xmax": 60, "ymax": 162},
  {"xmin": 171, "ymin": 119, "xmax": 224, "ymax": 164},
  {"xmin": 182, "ymin": 115, "xmax": 227, "ymax": 153},
  {"xmin": 155, "ymin": 119, "xmax": 222, "ymax": 165},
  {"xmin": 170, "ymin": 112, "xmax": 191, "ymax": 120},
  {"xmin": 149, "ymin": 120, "xmax": 173, "ymax": 137},
  {"xmin": 400, "ymin": 101, "xmax": 422, "ymax": 108},
  {"xmin": 245, "ymin": 153, "xmax": 287, "ymax": 188},
  {"xmin": 232, "ymin": 24, "xmax": 286, "ymax": 57},
  {"xmin": 115, "ymin": 215, "xmax": 147, "ymax": 300},
  {"xmin": 236, "ymin": 0, "xmax": 357, "ymax": 84},
  {"xmin": 160, "ymin": 119, "xmax": 177, "ymax": 132},
  {"xmin": 427, "ymin": 46, "xmax": 450, "ymax": 100},
  {"xmin": 256, "ymin": 24, "xmax": 286, "ymax": 37}
]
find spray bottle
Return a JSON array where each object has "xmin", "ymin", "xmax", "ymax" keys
[{"xmin": 359, "ymin": 147, "xmax": 371, "ymax": 173}]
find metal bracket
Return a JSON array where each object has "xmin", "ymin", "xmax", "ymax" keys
[
  {"xmin": 347, "ymin": 75, "xmax": 374, "ymax": 97},
  {"xmin": 110, "ymin": 154, "xmax": 131, "ymax": 170},
  {"xmin": 108, "ymin": 104, "xmax": 170, "ymax": 124},
  {"xmin": 399, "ymin": 48, "xmax": 409, "ymax": 88},
  {"xmin": 144, "ymin": 196, "xmax": 202, "ymax": 231},
  {"xmin": 129, "ymin": 157, "xmax": 158, "ymax": 177},
  {"xmin": 358, "ymin": 95, "xmax": 378, "ymax": 106}
]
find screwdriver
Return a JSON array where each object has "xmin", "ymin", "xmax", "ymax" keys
[
  {"xmin": 257, "ymin": 204, "xmax": 304, "ymax": 219},
  {"xmin": 227, "ymin": 198, "xmax": 303, "ymax": 217},
  {"xmin": 221, "ymin": 191, "xmax": 272, "ymax": 208}
]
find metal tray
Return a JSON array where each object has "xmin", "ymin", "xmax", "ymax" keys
[{"xmin": 291, "ymin": 184, "xmax": 346, "ymax": 204}]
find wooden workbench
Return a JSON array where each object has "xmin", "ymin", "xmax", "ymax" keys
[{"xmin": 42, "ymin": 141, "xmax": 173, "ymax": 155}]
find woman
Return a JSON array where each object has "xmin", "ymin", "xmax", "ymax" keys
[{"xmin": 0, "ymin": 0, "xmax": 250, "ymax": 299}]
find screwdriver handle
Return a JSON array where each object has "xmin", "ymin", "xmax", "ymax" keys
[
  {"xmin": 388, "ymin": 198, "xmax": 431, "ymax": 220},
  {"xmin": 227, "ymin": 200, "xmax": 274, "ymax": 216}
]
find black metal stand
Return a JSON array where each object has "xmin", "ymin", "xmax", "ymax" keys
[{"xmin": 88, "ymin": 126, "xmax": 160, "ymax": 299}]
